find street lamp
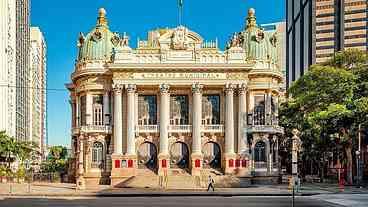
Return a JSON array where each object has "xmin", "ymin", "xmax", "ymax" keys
[{"xmin": 356, "ymin": 123, "xmax": 362, "ymax": 188}]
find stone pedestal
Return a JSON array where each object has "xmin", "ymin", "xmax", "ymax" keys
[
  {"xmin": 223, "ymin": 153, "xmax": 237, "ymax": 174},
  {"xmin": 234, "ymin": 154, "xmax": 251, "ymax": 177},
  {"xmin": 158, "ymin": 153, "xmax": 170, "ymax": 176},
  {"xmin": 110, "ymin": 154, "xmax": 137, "ymax": 187},
  {"xmin": 191, "ymin": 153, "xmax": 203, "ymax": 176}
]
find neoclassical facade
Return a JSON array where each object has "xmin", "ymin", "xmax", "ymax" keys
[{"xmin": 67, "ymin": 8, "xmax": 284, "ymax": 188}]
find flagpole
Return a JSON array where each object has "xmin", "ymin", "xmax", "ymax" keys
[{"xmin": 178, "ymin": 0, "xmax": 183, "ymax": 26}]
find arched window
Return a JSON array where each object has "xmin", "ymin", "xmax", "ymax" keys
[
  {"xmin": 254, "ymin": 141, "xmax": 266, "ymax": 162},
  {"xmin": 92, "ymin": 142, "xmax": 104, "ymax": 168}
]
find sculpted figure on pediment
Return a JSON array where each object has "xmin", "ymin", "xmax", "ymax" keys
[{"xmin": 171, "ymin": 26, "xmax": 189, "ymax": 50}]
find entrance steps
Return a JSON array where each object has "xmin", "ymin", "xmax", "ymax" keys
[{"xmin": 114, "ymin": 169, "xmax": 250, "ymax": 189}]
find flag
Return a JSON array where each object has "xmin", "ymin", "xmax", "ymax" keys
[{"xmin": 179, "ymin": 0, "xmax": 183, "ymax": 7}]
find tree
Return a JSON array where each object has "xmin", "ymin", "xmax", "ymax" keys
[
  {"xmin": 280, "ymin": 51, "xmax": 368, "ymax": 183},
  {"xmin": 0, "ymin": 131, "xmax": 39, "ymax": 175},
  {"xmin": 41, "ymin": 146, "xmax": 69, "ymax": 173}
]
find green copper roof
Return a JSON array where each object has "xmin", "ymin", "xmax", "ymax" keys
[
  {"xmin": 241, "ymin": 8, "xmax": 278, "ymax": 62},
  {"xmin": 77, "ymin": 8, "xmax": 118, "ymax": 62}
]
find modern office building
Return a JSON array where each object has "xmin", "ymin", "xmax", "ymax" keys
[
  {"xmin": 286, "ymin": 0, "xmax": 316, "ymax": 88},
  {"xmin": 0, "ymin": 0, "xmax": 30, "ymax": 141},
  {"xmin": 287, "ymin": 0, "xmax": 368, "ymax": 88},
  {"xmin": 29, "ymin": 27, "xmax": 47, "ymax": 158}
]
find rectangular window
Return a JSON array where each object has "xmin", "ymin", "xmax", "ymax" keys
[
  {"xmin": 93, "ymin": 95, "xmax": 103, "ymax": 126},
  {"xmin": 202, "ymin": 95, "xmax": 220, "ymax": 125},
  {"xmin": 138, "ymin": 95, "xmax": 157, "ymax": 125},
  {"xmin": 170, "ymin": 95, "xmax": 189, "ymax": 125},
  {"xmin": 80, "ymin": 96, "xmax": 86, "ymax": 126},
  {"xmin": 254, "ymin": 95, "xmax": 265, "ymax": 125}
]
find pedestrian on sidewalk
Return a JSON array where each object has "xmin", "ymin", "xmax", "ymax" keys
[{"xmin": 207, "ymin": 175, "xmax": 215, "ymax": 192}]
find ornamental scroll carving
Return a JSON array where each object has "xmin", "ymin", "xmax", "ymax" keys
[
  {"xmin": 113, "ymin": 72, "xmax": 134, "ymax": 80},
  {"xmin": 226, "ymin": 73, "xmax": 248, "ymax": 80}
]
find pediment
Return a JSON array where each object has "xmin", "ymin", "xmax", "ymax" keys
[{"xmin": 158, "ymin": 26, "xmax": 203, "ymax": 50}]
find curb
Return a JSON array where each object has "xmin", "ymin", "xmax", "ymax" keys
[{"xmin": 0, "ymin": 192, "xmax": 320, "ymax": 198}]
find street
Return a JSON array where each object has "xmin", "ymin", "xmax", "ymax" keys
[{"xmin": 0, "ymin": 196, "xmax": 342, "ymax": 207}]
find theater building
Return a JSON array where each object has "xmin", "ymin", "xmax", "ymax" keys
[{"xmin": 67, "ymin": 8, "xmax": 284, "ymax": 188}]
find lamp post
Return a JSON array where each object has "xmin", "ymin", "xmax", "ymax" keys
[
  {"xmin": 356, "ymin": 124, "xmax": 362, "ymax": 188},
  {"xmin": 291, "ymin": 129, "xmax": 302, "ymax": 183}
]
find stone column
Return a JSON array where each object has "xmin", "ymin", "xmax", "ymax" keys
[
  {"xmin": 76, "ymin": 136, "xmax": 85, "ymax": 190},
  {"xmin": 237, "ymin": 83, "xmax": 248, "ymax": 154},
  {"xmin": 126, "ymin": 84, "xmax": 136, "ymax": 156},
  {"xmin": 225, "ymin": 84, "xmax": 235, "ymax": 154},
  {"xmin": 71, "ymin": 99, "xmax": 76, "ymax": 128},
  {"xmin": 225, "ymin": 84, "xmax": 236, "ymax": 174},
  {"xmin": 158, "ymin": 84, "xmax": 170, "ymax": 174},
  {"xmin": 86, "ymin": 93, "xmax": 93, "ymax": 126},
  {"xmin": 191, "ymin": 83, "xmax": 203, "ymax": 176},
  {"xmin": 76, "ymin": 96, "xmax": 80, "ymax": 127},
  {"xmin": 103, "ymin": 91, "xmax": 110, "ymax": 125},
  {"xmin": 266, "ymin": 90, "xmax": 272, "ymax": 125},
  {"xmin": 113, "ymin": 86, "xmax": 123, "ymax": 155}
]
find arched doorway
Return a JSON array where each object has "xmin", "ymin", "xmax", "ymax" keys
[
  {"xmin": 137, "ymin": 142, "xmax": 157, "ymax": 171},
  {"xmin": 203, "ymin": 142, "xmax": 221, "ymax": 169},
  {"xmin": 170, "ymin": 142, "xmax": 189, "ymax": 169}
]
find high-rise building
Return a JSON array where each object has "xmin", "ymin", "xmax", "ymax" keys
[
  {"xmin": 0, "ymin": 0, "xmax": 30, "ymax": 141},
  {"xmin": 286, "ymin": 0, "xmax": 368, "ymax": 88},
  {"xmin": 29, "ymin": 27, "xmax": 47, "ymax": 158},
  {"xmin": 15, "ymin": 0, "xmax": 30, "ymax": 141},
  {"xmin": 315, "ymin": 0, "xmax": 368, "ymax": 63},
  {"xmin": 286, "ymin": 0, "xmax": 316, "ymax": 88}
]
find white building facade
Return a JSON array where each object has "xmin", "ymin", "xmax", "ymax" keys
[
  {"xmin": 67, "ymin": 8, "xmax": 284, "ymax": 188},
  {"xmin": 0, "ymin": 0, "xmax": 30, "ymax": 141},
  {"xmin": 29, "ymin": 27, "xmax": 47, "ymax": 158}
]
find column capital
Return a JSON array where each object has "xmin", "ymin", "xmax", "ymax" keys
[
  {"xmin": 113, "ymin": 84, "xmax": 123, "ymax": 94},
  {"xmin": 238, "ymin": 83, "xmax": 248, "ymax": 94},
  {"xmin": 192, "ymin": 83, "xmax": 203, "ymax": 94},
  {"xmin": 225, "ymin": 84, "xmax": 236, "ymax": 93},
  {"xmin": 159, "ymin": 84, "xmax": 170, "ymax": 94},
  {"xmin": 125, "ymin": 84, "xmax": 137, "ymax": 93}
]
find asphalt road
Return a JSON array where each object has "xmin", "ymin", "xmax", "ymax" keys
[{"xmin": 0, "ymin": 196, "xmax": 341, "ymax": 207}]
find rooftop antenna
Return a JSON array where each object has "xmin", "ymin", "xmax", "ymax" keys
[{"xmin": 178, "ymin": 0, "xmax": 183, "ymax": 25}]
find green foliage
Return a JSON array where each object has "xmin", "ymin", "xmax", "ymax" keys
[
  {"xmin": 280, "ymin": 49, "xmax": 368, "ymax": 182},
  {"xmin": 0, "ymin": 131, "xmax": 39, "ymax": 174},
  {"xmin": 41, "ymin": 146, "xmax": 68, "ymax": 173}
]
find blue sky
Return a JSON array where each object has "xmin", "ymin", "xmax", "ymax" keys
[{"xmin": 30, "ymin": 0, "xmax": 285, "ymax": 147}]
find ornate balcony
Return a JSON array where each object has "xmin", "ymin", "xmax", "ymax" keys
[
  {"xmin": 136, "ymin": 125, "xmax": 159, "ymax": 133},
  {"xmin": 201, "ymin": 125, "xmax": 225, "ymax": 133},
  {"xmin": 169, "ymin": 125, "xmax": 192, "ymax": 133},
  {"xmin": 247, "ymin": 125, "xmax": 284, "ymax": 134},
  {"xmin": 246, "ymin": 113, "xmax": 283, "ymax": 134},
  {"xmin": 71, "ymin": 125, "xmax": 112, "ymax": 135}
]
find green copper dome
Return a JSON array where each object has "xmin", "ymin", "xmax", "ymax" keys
[
  {"xmin": 77, "ymin": 8, "xmax": 119, "ymax": 62},
  {"xmin": 241, "ymin": 8, "xmax": 278, "ymax": 63}
]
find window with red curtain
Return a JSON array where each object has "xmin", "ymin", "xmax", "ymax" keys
[
  {"xmin": 115, "ymin": 160, "xmax": 120, "ymax": 168},
  {"xmin": 229, "ymin": 159, "xmax": 234, "ymax": 167}
]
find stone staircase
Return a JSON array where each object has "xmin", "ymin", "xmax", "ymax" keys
[{"xmin": 114, "ymin": 169, "xmax": 250, "ymax": 189}]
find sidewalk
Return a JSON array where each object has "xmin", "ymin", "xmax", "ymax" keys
[{"xmin": 0, "ymin": 182, "xmax": 352, "ymax": 197}]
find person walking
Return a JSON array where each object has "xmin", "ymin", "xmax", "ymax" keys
[{"xmin": 207, "ymin": 175, "xmax": 215, "ymax": 192}]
